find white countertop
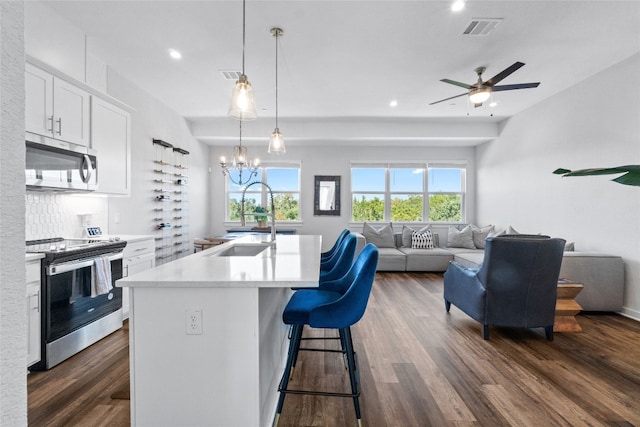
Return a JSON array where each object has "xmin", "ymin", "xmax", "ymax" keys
[
  {"xmin": 25, "ymin": 253, "xmax": 44, "ymax": 262},
  {"xmin": 115, "ymin": 234, "xmax": 155, "ymax": 243},
  {"xmin": 71, "ymin": 234, "xmax": 155, "ymax": 243},
  {"xmin": 117, "ymin": 234, "xmax": 322, "ymax": 289}
]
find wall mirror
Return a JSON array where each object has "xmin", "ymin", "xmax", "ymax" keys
[{"xmin": 314, "ymin": 175, "xmax": 340, "ymax": 216}]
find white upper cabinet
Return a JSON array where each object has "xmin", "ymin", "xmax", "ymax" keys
[
  {"xmin": 53, "ymin": 78, "xmax": 91, "ymax": 146},
  {"xmin": 91, "ymin": 97, "xmax": 131, "ymax": 195},
  {"xmin": 25, "ymin": 63, "xmax": 91, "ymax": 146},
  {"xmin": 25, "ymin": 64, "xmax": 54, "ymax": 137}
]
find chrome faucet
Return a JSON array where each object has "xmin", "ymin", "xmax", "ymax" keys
[{"xmin": 240, "ymin": 180, "xmax": 277, "ymax": 244}]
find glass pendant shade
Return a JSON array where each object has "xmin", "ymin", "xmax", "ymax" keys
[
  {"xmin": 268, "ymin": 128, "xmax": 286, "ymax": 154},
  {"xmin": 232, "ymin": 144, "xmax": 258, "ymax": 167},
  {"xmin": 469, "ymin": 87, "xmax": 491, "ymax": 104},
  {"xmin": 228, "ymin": 75, "xmax": 257, "ymax": 121}
]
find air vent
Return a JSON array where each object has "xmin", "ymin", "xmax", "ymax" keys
[
  {"xmin": 219, "ymin": 70, "xmax": 242, "ymax": 80},
  {"xmin": 463, "ymin": 18, "xmax": 502, "ymax": 36}
]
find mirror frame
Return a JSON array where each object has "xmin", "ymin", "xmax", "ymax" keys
[{"xmin": 314, "ymin": 175, "xmax": 341, "ymax": 216}]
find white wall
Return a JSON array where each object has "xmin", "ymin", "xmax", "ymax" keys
[
  {"xmin": 209, "ymin": 144, "xmax": 476, "ymax": 250},
  {"xmin": 0, "ymin": 1, "xmax": 26, "ymax": 425},
  {"xmin": 24, "ymin": 1, "xmax": 85, "ymax": 82},
  {"xmin": 476, "ymin": 53, "xmax": 640, "ymax": 319},
  {"xmin": 24, "ymin": 1, "xmax": 210, "ymax": 255},
  {"xmin": 105, "ymin": 68, "xmax": 210, "ymax": 245}
]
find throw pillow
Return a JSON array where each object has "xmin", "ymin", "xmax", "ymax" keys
[
  {"xmin": 411, "ymin": 230, "xmax": 435, "ymax": 249},
  {"xmin": 488, "ymin": 229, "xmax": 506, "ymax": 238},
  {"xmin": 506, "ymin": 225, "xmax": 520, "ymax": 235},
  {"xmin": 447, "ymin": 225, "xmax": 476, "ymax": 249},
  {"xmin": 401, "ymin": 224, "xmax": 432, "ymax": 248},
  {"xmin": 362, "ymin": 222, "xmax": 395, "ymax": 248},
  {"xmin": 471, "ymin": 224, "xmax": 494, "ymax": 249},
  {"xmin": 564, "ymin": 242, "xmax": 575, "ymax": 251}
]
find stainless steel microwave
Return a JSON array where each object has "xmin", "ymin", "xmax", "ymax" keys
[{"xmin": 25, "ymin": 132, "xmax": 97, "ymax": 191}]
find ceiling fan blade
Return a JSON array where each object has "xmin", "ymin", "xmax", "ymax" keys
[
  {"xmin": 440, "ymin": 79, "xmax": 473, "ymax": 90},
  {"xmin": 485, "ymin": 61, "xmax": 525, "ymax": 87},
  {"xmin": 429, "ymin": 92, "xmax": 468, "ymax": 105},
  {"xmin": 492, "ymin": 82, "xmax": 540, "ymax": 91}
]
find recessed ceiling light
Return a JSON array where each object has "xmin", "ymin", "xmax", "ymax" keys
[
  {"xmin": 168, "ymin": 49, "xmax": 182, "ymax": 60},
  {"xmin": 451, "ymin": 0, "xmax": 465, "ymax": 12},
  {"xmin": 389, "ymin": 100, "xmax": 398, "ymax": 107}
]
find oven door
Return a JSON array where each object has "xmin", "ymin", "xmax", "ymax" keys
[{"xmin": 44, "ymin": 252, "xmax": 123, "ymax": 343}]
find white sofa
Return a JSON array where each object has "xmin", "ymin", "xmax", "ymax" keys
[{"xmin": 353, "ymin": 230, "xmax": 625, "ymax": 312}]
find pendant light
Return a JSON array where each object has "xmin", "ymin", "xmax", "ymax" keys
[
  {"xmin": 228, "ymin": 0, "xmax": 257, "ymax": 121},
  {"xmin": 268, "ymin": 27, "xmax": 286, "ymax": 154}
]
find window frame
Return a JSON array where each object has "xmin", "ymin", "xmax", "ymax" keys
[
  {"xmin": 225, "ymin": 162, "xmax": 302, "ymax": 223},
  {"xmin": 350, "ymin": 162, "xmax": 466, "ymax": 223},
  {"xmin": 426, "ymin": 164, "xmax": 467, "ymax": 223}
]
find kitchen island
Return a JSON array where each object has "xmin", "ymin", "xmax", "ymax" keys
[{"xmin": 117, "ymin": 234, "xmax": 322, "ymax": 427}]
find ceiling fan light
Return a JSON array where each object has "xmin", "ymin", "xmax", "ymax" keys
[
  {"xmin": 268, "ymin": 128, "xmax": 286, "ymax": 154},
  {"xmin": 228, "ymin": 74, "xmax": 257, "ymax": 121},
  {"xmin": 469, "ymin": 87, "xmax": 491, "ymax": 104},
  {"xmin": 451, "ymin": 0, "xmax": 465, "ymax": 12}
]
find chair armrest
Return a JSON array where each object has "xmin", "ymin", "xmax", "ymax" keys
[
  {"xmin": 443, "ymin": 261, "xmax": 487, "ymax": 322},
  {"xmin": 446, "ymin": 260, "xmax": 479, "ymax": 280}
]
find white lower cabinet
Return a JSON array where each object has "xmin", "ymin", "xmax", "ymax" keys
[
  {"xmin": 122, "ymin": 238, "xmax": 155, "ymax": 318},
  {"xmin": 26, "ymin": 260, "xmax": 42, "ymax": 368}
]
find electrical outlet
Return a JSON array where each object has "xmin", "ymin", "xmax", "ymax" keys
[{"xmin": 185, "ymin": 309, "xmax": 203, "ymax": 335}]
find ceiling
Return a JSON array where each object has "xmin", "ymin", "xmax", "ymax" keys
[{"xmin": 36, "ymin": 1, "xmax": 640, "ymax": 146}]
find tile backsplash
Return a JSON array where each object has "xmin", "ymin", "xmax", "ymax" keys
[{"xmin": 25, "ymin": 192, "xmax": 109, "ymax": 240}]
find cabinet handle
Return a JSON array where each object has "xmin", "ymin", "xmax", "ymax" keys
[
  {"xmin": 124, "ymin": 265, "xmax": 129, "ymax": 277},
  {"xmin": 134, "ymin": 247, "xmax": 148, "ymax": 252},
  {"xmin": 31, "ymin": 293, "xmax": 40, "ymax": 312},
  {"xmin": 56, "ymin": 118, "xmax": 62, "ymax": 135},
  {"xmin": 47, "ymin": 116, "xmax": 54, "ymax": 133}
]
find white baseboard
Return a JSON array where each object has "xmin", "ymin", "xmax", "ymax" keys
[{"xmin": 619, "ymin": 306, "xmax": 640, "ymax": 322}]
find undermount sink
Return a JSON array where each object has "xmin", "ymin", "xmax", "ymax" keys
[{"xmin": 212, "ymin": 243, "xmax": 270, "ymax": 257}]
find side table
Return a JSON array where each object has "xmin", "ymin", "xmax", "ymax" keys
[{"xmin": 555, "ymin": 279, "xmax": 584, "ymax": 332}]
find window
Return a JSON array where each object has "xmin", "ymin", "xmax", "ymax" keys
[
  {"xmin": 351, "ymin": 163, "xmax": 465, "ymax": 223},
  {"xmin": 226, "ymin": 165, "xmax": 300, "ymax": 222},
  {"xmin": 351, "ymin": 167, "xmax": 385, "ymax": 221},
  {"xmin": 428, "ymin": 167, "xmax": 465, "ymax": 222}
]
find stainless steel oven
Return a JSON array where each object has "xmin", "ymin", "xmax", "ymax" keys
[{"xmin": 27, "ymin": 238, "xmax": 127, "ymax": 370}]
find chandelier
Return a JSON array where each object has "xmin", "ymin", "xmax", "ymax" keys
[
  {"xmin": 220, "ymin": 120, "xmax": 259, "ymax": 186},
  {"xmin": 228, "ymin": 0, "xmax": 257, "ymax": 121}
]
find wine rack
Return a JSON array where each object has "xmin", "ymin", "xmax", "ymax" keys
[{"xmin": 153, "ymin": 139, "xmax": 190, "ymax": 265}]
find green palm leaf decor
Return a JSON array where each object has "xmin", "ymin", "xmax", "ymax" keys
[{"xmin": 553, "ymin": 165, "xmax": 640, "ymax": 187}]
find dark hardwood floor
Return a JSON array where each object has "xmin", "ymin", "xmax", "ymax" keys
[{"xmin": 28, "ymin": 272, "xmax": 640, "ymax": 426}]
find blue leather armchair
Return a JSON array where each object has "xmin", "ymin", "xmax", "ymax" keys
[{"xmin": 443, "ymin": 235, "xmax": 566, "ymax": 340}]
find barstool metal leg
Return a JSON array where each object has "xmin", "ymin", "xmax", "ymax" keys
[
  {"xmin": 275, "ymin": 324, "xmax": 303, "ymax": 425},
  {"xmin": 342, "ymin": 327, "xmax": 362, "ymax": 424}
]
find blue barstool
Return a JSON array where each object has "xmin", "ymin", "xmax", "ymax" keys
[
  {"xmin": 319, "ymin": 233, "xmax": 357, "ymax": 283},
  {"xmin": 321, "ymin": 229, "xmax": 350, "ymax": 263},
  {"xmin": 320, "ymin": 230, "xmax": 352, "ymax": 272},
  {"xmin": 292, "ymin": 234, "xmax": 356, "ymax": 292},
  {"xmin": 274, "ymin": 243, "xmax": 379, "ymax": 427}
]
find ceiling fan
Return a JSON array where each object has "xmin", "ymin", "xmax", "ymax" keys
[{"xmin": 429, "ymin": 61, "xmax": 540, "ymax": 107}]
